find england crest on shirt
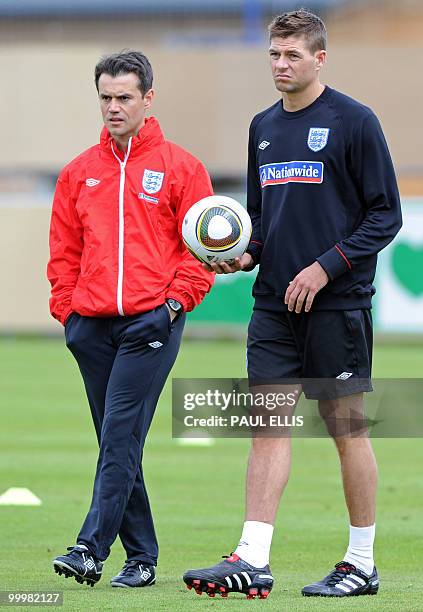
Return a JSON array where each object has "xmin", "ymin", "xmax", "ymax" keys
[
  {"xmin": 307, "ymin": 127, "xmax": 330, "ymax": 152},
  {"xmin": 142, "ymin": 169, "xmax": 165, "ymax": 194}
]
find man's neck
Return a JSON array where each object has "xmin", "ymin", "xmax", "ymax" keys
[
  {"xmin": 113, "ymin": 118, "xmax": 146, "ymax": 152},
  {"xmin": 282, "ymin": 81, "xmax": 325, "ymax": 113},
  {"xmin": 114, "ymin": 137, "xmax": 130, "ymax": 153}
]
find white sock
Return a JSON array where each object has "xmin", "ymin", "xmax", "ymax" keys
[
  {"xmin": 343, "ymin": 524, "xmax": 375, "ymax": 576},
  {"xmin": 234, "ymin": 521, "xmax": 274, "ymax": 568}
]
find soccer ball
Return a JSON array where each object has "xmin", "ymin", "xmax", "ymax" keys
[{"xmin": 182, "ymin": 195, "xmax": 252, "ymax": 264}]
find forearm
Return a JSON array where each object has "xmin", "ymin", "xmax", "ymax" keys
[{"xmin": 317, "ymin": 205, "xmax": 402, "ymax": 281}]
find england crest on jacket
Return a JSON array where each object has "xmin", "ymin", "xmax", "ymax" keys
[
  {"xmin": 307, "ymin": 128, "xmax": 330, "ymax": 152},
  {"xmin": 142, "ymin": 169, "xmax": 165, "ymax": 194}
]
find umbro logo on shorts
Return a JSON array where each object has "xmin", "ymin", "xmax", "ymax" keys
[
  {"xmin": 149, "ymin": 341, "xmax": 163, "ymax": 349},
  {"xmin": 336, "ymin": 372, "xmax": 353, "ymax": 380},
  {"xmin": 86, "ymin": 178, "xmax": 101, "ymax": 187}
]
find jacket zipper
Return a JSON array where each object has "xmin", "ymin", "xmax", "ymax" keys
[{"xmin": 111, "ymin": 138, "xmax": 132, "ymax": 316}]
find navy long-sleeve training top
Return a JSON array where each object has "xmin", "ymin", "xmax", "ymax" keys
[{"xmin": 246, "ymin": 85, "xmax": 402, "ymax": 311}]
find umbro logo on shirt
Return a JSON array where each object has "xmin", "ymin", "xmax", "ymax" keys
[
  {"xmin": 86, "ymin": 178, "xmax": 101, "ymax": 187},
  {"xmin": 258, "ymin": 141, "xmax": 270, "ymax": 150}
]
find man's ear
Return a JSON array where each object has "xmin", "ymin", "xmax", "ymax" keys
[
  {"xmin": 143, "ymin": 88, "xmax": 155, "ymax": 111},
  {"xmin": 315, "ymin": 50, "xmax": 327, "ymax": 72}
]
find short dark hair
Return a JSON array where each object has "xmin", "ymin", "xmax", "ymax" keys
[
  {"xmin": 94, "ymin": 50, "xmax": 153, "ymax": 96},
  {"xmin": 268, "ymin": 9, "xmax": 327, "ymax": 53}
]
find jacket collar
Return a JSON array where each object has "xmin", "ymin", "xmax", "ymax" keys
[{"xmin": 100, "ymin": 116, "xmax": 165, "ymax": 160}]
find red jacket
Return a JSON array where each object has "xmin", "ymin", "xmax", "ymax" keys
[{"xmin": 47, "ymin": 117, "xmax": 214, "ymax": 325}]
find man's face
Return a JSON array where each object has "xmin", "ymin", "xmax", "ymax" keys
[
  {"xmin": 269, "ymin": 35, "xmax": 326, "ymax": 94},
  {"xmin": 98, "ymin": 72, "xmax": 154, "ymax": 140}
]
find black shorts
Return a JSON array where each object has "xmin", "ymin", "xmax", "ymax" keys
[{"xmin": 247, "ymin": 308, "xmax": 373, "ymax": 400}]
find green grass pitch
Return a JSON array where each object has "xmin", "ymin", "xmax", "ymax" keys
[{"xmin": 1, "ymin": 337, "xmax": 422, "ymax": 611}]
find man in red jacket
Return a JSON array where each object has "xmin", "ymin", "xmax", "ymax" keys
[{"xmin": 48, "ymin": 50, "xmax": 214, "ymax": 588}]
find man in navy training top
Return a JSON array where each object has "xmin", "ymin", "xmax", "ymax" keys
[{"xmin": 183, "ymin": 9, "xmax": 402, "ymax": 599}]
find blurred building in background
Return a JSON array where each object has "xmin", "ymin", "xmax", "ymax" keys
[{"xmin": 1, "ymin": 0, "xmax": 422, "ymax": 334}]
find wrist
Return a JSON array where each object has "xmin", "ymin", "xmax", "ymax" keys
[
  {"xmin": 242, "ymin": 252, "xmax": 255, "ymax": 271},
  {"xmin": 166, "ymin": 298, "xmax": 183, "ymax": 320}
]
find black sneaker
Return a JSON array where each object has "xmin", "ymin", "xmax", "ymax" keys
[
  {"xmin": 110, "ymin": 561, "xmax": 156, "ymax": 588},
  {"xmin": 302, "ymin": 561, "xmax": 379, "ymax": 597},
  {"xmin": 53, "ymin": 545, "xmax": 103, "ymax": 587},
  {"xmin": 183, "ymin": 553, "xmax": 274, "ymax": 599}
]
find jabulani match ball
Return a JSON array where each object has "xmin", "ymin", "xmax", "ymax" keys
[{"xmin": 182, "ymin": 195, "xmax": 252, "ymax": 264}]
